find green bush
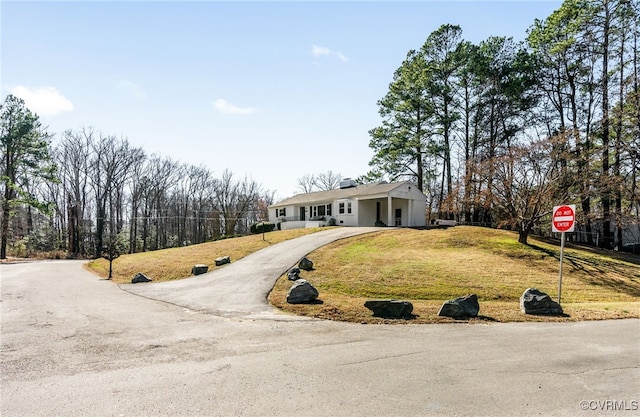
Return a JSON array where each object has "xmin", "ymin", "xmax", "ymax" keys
[{"xmin": 250, "ymin": 222, "xmax": 276, "ymax": 234}]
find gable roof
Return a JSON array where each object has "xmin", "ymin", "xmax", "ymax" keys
[{"xmin": 270, "ymin": 181, "xmax": 419, "ymax": 208}]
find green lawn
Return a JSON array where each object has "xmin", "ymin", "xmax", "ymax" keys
[{"xmin": 269, "ymin": 226, "xmax": 640, "ymax": 323}]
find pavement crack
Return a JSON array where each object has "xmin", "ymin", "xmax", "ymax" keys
[
  {"xmin": 503, "ymin": 365, "xmax": 640, "ymax": 376},
  {"xmin": 338, "ymin": 350, "xmax": 425, "ymax": 366}
]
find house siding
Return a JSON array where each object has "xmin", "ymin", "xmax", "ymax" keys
[{"xmin": 335, "ymin": 199, "xmax": 358, "ymax": 226}]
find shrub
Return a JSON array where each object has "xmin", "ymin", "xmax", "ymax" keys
[{"xmin": 250, "ymin": 222, "xmax": 276, "ymax": 234}]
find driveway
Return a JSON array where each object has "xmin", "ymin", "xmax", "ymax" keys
[
  {"xmin": 1, "ymin": 228, "xmax": 639, "ymax": 417},
  {"xmin": 120, "ymin": 227, "xmax": 381, "ymax": 319}
]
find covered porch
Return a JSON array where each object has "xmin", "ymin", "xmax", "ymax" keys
[{"xmin": 357, "ymin": 195, "xmax": 420, "ymax": 227}]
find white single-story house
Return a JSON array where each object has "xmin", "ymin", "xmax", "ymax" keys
[{"xmin": 269, "ymin": 179, "xmax": 427, "ymax": 229}]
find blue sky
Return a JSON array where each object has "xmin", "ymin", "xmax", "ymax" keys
[{"xmin": 2, "ymin": 0, "xmax": 562, "ymax": 199}]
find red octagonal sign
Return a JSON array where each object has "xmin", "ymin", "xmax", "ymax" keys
[{"xmin": 552, "ymin": 205, "xmax": 576, "ymax": 233}]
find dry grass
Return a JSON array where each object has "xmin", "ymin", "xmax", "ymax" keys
[
  {"xmin": 269, "ymin": 227, "xmax": 640, "ymax": 323},
  {"xmin": 87, "ymin": 228, "xmax": 333, "ymax": 284}
]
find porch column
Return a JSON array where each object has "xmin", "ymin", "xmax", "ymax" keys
[
  {"xmin": 408, "ymin": 199, "xmax": 413, "ymax": 227},
  {"xmin": 387, "ymin": 196, "xmax": 393, "ymax": 227}
]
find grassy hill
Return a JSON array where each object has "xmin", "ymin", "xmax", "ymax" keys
[
  {"xmin": 87, "ymin": 227, "xmax": 329, "ymax": 282},
  {"xmin": 269, "ymin": 226, "xmax": 640, "ymax": 323},
  {"xmin": 89, "ymin": 225, "xmax": 639, "ymax": 323}
]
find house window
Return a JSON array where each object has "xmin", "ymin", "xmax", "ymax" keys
[
  {"xmin": 339, "ymin": 202, "xmax": 352, "ymax": 214},
  {"xmin": 310, "ymin": 204, "xmax": 332, "ymax": 218},
  {"xmin": 277, "ymin": 208, "xmax": 286, "ymax": 217}
]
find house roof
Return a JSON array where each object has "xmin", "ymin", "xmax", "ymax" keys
[{"xmin": 270, "ymin": 181, "xmax": 420, "ymax": 208}]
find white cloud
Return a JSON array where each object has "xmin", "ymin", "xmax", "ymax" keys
[
  {"xmin": 116, "ymin": 79, "xmax": 146, "ymax": 99},
  {"xmin": 10, "ymin": 86, "xmax": 73, "ymax": 116},
  {"xmin": 213, "ymin": 99, "xmax": 256, "ymax": 115},
  {"xmin": 311, "ymin": 45, "xmax": 348, "ymax": 62}
]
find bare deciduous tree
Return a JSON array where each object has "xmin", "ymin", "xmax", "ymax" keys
[
  {"xmin": 296, "ymin": 170, "xmax": 343, "ymax": 193},
  {"xmin": 89, "ymin": 133, "xmax": 144, "ymax": 257},
  {"xmin": 296, "ymin": 173, "xmax": 316, "ymax": 194},
  {"xmin": 489, "ymin": 137, "xmax": 565, "ymax": 244},
  {"xmin": 215, "ymin": 169, "xmax": 261, "ymax": 236},
  {"xmin": 56, "ymin": 129, "xmax": 93, "ymax": 256},
  {"xmin": 314, "ymin": 170, "xmax": 342, "ymax": 190}
]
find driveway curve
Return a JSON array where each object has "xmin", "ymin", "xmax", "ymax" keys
[{"xmin": 120, "ymin": 227, "xmax": 381, "ymax": 319}]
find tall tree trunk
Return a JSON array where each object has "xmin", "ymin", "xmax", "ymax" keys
[
  {"xmin": 614, "ymin": 21, "xmax": 625, "ymax": 250},
  {"xmin": 416, "ymin": 122, "xmax": 424, "ymax": 192},
  {"xmin": 0, "ymin": 199, "xmax": 11, "ymax": 259},
  {"xmin": 0, "ymin": 154, "xmax": 15, "ymax": 259},
  {"xmin": 95, "ymin": 202, "xmax": 106, "ymax": 258},
  {"xmin": 68, "ymin": 198, "xmax": 80, "ymax": 256},
  {"xmin": 443, "ymin": 97, "xmax": 453, "ymax": 219},
  {"xmin": 129, "ymin": 197, "xmax": 139, "ymax": 253},
  {"xmin": 142, "ymin": 205, "xmax": 149, "ymax": 252},
  {"xmin": 634, "ymin": 15, "xmax": 640, "ymax": 238},
  {"xmin": 463, "ymin": 82, "xmax": 473, "ymax": 224},
  {"xmin": 601, "ymin": 0, "xmax": 613, "ymax": 249}
]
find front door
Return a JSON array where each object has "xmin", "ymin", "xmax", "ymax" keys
[
  {"xmin": 299, "ymin": 207, "xmax": 305, "ymax": 221},
  {"xmin": 395, "ymin": 208, "xmax": 402, "ymax": 226}
]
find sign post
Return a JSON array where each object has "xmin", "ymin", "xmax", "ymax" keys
[{"xmin": 552, "ymin": 204, "xmax": 576, "ymax": 304}]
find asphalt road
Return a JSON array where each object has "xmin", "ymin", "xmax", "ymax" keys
[{"xmin": 2, "ymin": 228, "xmax": 639, "ymax": 417}]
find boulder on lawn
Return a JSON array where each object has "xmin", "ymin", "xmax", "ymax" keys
[
  {"xmin": 192, "ymin": 264, "xmax": 209, "ymax": 276},
  {"xmin": 287, "ymin": 267, "xmax": 301, "ymax": 281},
  {"xmin": 364, "ymin": 299, "xmax": 413, "ymax": 319},
  {"xmin": 438, "ymin": 294, "xmax": 480, "ymax": 318},
  {"xmin": 286, "ymin": 279, "xmax": 319, "ymax": 304},
  {"xmin": 520, "ymin": 288, "xmax": 564, "ymax": 316},
  {"xmin": 215, "ymin": 256, "xmax": 231, "ymax": 266},
  {"xmin": 131, "ymin": 272, "xmax": 152, "ymax": 284},
  {"xmin": 298, "ymin": 257, "xmax": 314, "ymax": 271}
]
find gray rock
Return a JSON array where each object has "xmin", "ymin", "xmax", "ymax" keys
[
  {"xmin": 215, "ymin": 256, "xmax": 231, "ymax": 266},
  {"xmin": 520, "ymin": 288, "xmax": 564, "ymax": 316},
  {"xmin": 438, "ymin": 294, "xmax": 479, "ymax": 318},
  {"xmin": 298, "ymin": 257, "xmax": 314, "ymax": 271},
  {"xmin": 287, "ymin": 267, "xmax": 301, "ymax": 281},
  {"xmin": 131, "ymin": 272, "xmax": 152, "ymax": 284},
  {"xmin": 364, "ymin": 299, "xmax": 413, "ymax": 319},
  {"xmin": 286, "ymin": 279, "xmax": 319, "ymax": 304},
  {"xmin": 191, "ymin": 264, "xmax": 209, "ymax": 275}
]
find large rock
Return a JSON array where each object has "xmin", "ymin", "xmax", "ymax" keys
[
  {"xmin": 438, "ymin": 294, "xmax": 479, "ymax": 318},
  {"xmin": 287, "ymin": 267, "xmax": 301, "ymax": 281},
  {"xmin": 286, "ymin": 279, "xmax": 319, "ymax": 304},
  {"xmin": 298, "ymin": 257, "xmax": 314, "ymax": 271},
  {"xmin": 520, "ymin": 288, "xmax": 564, "ymax": 316},
  {"xmin": 215, "ymin": 256, "xmax": 231, "ymax": 266},
  {"xmin": 131, "ymin": 272, "xmax": 152, "ymax": 284},
  {"xmin": 364, "ymin": 300, "xmax": 413, "ymax": 319},
  {"xmin": 191, "ymin": 264, "xmax": 209, "ymax": 275}
]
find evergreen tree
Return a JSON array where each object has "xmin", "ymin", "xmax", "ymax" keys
[{"xmin": 0, "ymin": 95, "xmax": 57, "ymax": 259}]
